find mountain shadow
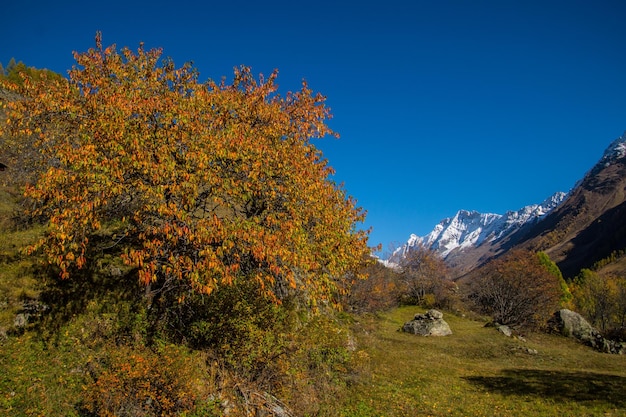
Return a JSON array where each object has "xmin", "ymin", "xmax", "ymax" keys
[{"xmin": 464, "ymin": 369, "xmax": 626, "ymax": 408}]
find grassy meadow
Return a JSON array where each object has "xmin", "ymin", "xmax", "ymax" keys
[{"xmin": 341, "ymin": 306, "xmax": 626, "ymax": 417}]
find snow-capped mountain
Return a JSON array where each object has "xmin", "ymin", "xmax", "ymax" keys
[
  {"xmin": 598, "ymin": 133, "xmax": 626, "ymax": 168},
  {"xmin": 387, "ymin": 192, "xmax": 567, "ymax": 266},
  {"xmin": 387, "ymin": 131, "xmax": 626, "ymax": 279},
  {"xmin": 520, "ymin": 131, "xmax": 626, "ymax": 278}
]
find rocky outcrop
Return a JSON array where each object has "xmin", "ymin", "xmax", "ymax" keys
[
  {"xmin": 548, "ymin": 309, "xmax": 625, "ymax": 354},
  {"xmin": 402, "ymin": 309, "xmax": 452, "ymax": 336}
]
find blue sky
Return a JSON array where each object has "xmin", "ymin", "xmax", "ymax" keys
[{"xmin": 2, "ymin": 1, "xmax": 625, "ymax": 255}]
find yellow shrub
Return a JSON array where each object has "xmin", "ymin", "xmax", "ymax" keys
[{"xmin": 81, "ymin": 345, "xmax": 209, "ymax": 416}]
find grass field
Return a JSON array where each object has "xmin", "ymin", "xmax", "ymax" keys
[{"xmin": 341, "ymin": 306, "xmax": 626, "ymax": 417}]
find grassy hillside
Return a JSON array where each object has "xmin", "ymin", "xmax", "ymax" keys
[
  {"xmin": 342, "ymin": 306, "xmax": 626, "ymax": 417},
  {"xmin": 4, "ymin": 302, "xmax": 625, "ymax": 415}
]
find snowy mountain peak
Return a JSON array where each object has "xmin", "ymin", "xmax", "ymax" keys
[
  {"xmin": 387, "ymin": 192, "xmax": 567, "ymax": 264},
  {"xmin": 599, "ymin": 132, "xmax": 626, "ymax": 167}
]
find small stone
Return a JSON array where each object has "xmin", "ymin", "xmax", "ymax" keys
[
  {"xmin": 496, "ymin": 325, "xmax": 512, "ymax": 337},
  {"xmin": 14, "ymin": 313, "xmax": 28, "ymax": 328}
]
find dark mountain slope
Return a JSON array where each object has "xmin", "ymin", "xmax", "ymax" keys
[
  {"xmin": 512, "ymin": 136, "xmax": 626, "ymax": 278},
  {"xmin": 391, "ymin": 134, "xmax": 626, "ymax": 278}
]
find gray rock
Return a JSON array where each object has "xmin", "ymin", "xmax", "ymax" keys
[
  {"xmin": 403, "ymin": 309, "xmax": 452, "ymax": 336},
  {"xmin": 13, "ymin": 313, "xmax": 28, "ymax": 328},
  {"xmin": 484, "ymin": 321, "xmax": 512, "ymax": 337},
  {"xmin": 426, "ymin": 309, "xmax": 444, "ymax": 320},
  {"xmin": 512, "ymin": 346, "xmax": 538, "ymax": 355},
  {"xmin": 548, "ymin": 309, "xmax": 595, "ymax": 342},
  {"xmin": 496, "ymin": 324, "xmax": 512, "ymax": 337},
  {"xmin": 548, "ymin": 309, "xmax": 626, "ymax": 354}
]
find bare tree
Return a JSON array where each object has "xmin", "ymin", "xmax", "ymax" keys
[
  {"xmin": 468, "ymin": 249, "xmax": 563, "ymax": 329},
  {"xmin": 399, "ymin": 245, "xmax": 456, "ymax": 308}
]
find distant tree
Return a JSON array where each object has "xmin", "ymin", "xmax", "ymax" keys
[
  {"xmin": 347, "ymin": 260, "xmax": 402, "ymax": 312},
  {"xmin": 571, "ymin": 269, "xmax": 626, "ymax": 333},
  {"xmin": 399, "ymin": 245, "xmax": 456, "ymax": 308},
  {"xmin": 2, "ymin": 33, "xmax": 371, "ymax": 309},
  {"xmin": 537, "ymin": 251, "xmax": 572, "ymax": 306},
  {"xmin": 6, "ymin": 57, "xmax": 16, "ymax": 74},
  {"xmin": 0, "ymin": 62, "xmax": 65, "ymax": 189},
  {"xmin": 5, "ymin": 61, "xmax": 28, "ymax": 85},
  {"xmin": 468, "ymin": 249, "xmax": 563, "ymax": 329},
  {"xmin": 616, "ymin": 275, "xmax": 626, "ymax": 331},
  {"xmin": 0, "ymin": 60, "xmax": 64, "ymax": 87}
]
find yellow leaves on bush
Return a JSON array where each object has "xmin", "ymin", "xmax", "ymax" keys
[
  {"xmin": 81, "ymin": 345, "xmax": 209, "ymax": 416},
  {"xmin": 3, "ymin": 32, "xmax": 371, "ymax": 306}
]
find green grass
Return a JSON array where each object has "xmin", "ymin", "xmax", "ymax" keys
[
  {"xmin": 340, "ymin": 306, "xmax": 626, "ymax": 417},
  {"xmin": 0, "ymin": 188, "xmax": 44, "ymax": 330}
]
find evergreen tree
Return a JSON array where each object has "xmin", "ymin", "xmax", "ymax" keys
[{"xmin": 6, "ymin": 57, "xmax": 16, "ymax": 74}]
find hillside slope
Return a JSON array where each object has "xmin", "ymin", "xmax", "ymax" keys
[
  {"xmin": 514, "ymin": 133, "xmax": 626, "ymax": 278},
  {"xmin": 389, "ymin": 132, "xmax": 626, "ymax": 280}
]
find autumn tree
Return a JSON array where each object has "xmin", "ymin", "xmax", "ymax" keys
[
  {"xmin": 1, "ymin": 64, "xmax": 64, "ymax": 191},
  {"xmin": 468, "ymin": 249, "xmax": 564, "ymax": 329},
  {"xmin": 537, "ymin": 251, "xmax": 573, "ymax": 307},
  {"xmin": 0, "ymin": 59, "xmax": 64, "ymax": 87},
  {"xmin": 398, "ymin": 245, "xmax": 456, "ymax": 308},
  {"xmin": 1, "ymin": 33, "xmax": 371, "ymax": 311},
  {"xmin": 571, "ymin": 269, "xmax": 626, "ymax": 334},
  {"xmin": 346, "ymin": 260, "xmax": 402, "ymax": 312}
]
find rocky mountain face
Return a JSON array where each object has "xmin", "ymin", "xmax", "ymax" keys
[
  {"xmin": 388, "ymin": 132, "xmax": 626, "ymax": 279},
  {"xmin": 514, "ymin": 133, "xmax": 626, "ymax": 278},
  {"xmin": 387, "ymin": 192, "xmax": 567, "ymax": 276}
]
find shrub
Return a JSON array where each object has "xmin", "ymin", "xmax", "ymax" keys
[
  {"xmin": 397, "ymin": 245, "xmax": 458, "ymax": 309},
  {"xmin": 81, "ymin": 344, "xmax": 210, "ymax": 417},
  {"xmin": 571, "ymin": 269, "xmax": 626, "ymax": 333},
  {"xmin": 347, "ymin": 261, "xmax": 402, "ymax": 312},
  {"xmin": 467, "ymin": 249, "xmax": 563, "ymax": 329}
]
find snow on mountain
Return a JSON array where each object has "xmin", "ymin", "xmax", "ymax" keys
[
  {"xmin": 599, "ymin": 132, "xmax": 626, "ymax": 167},
  {"xmin": 569, "ymin": 132, "xmax": 626, "ymax": 191},
  {"xmin": 387, "ymin": 191, "xmax": 567, "ymax": 265},
  {"xmin": 385, "ymin": 132, "xmax": 626, "ymax": 273}
]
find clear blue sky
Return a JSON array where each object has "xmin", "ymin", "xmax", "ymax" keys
[{"xmin": 2, "ymin": 1, "xmax": 625, "ymax": 256}]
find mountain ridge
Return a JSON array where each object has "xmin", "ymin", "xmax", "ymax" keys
[
  {"xmin": 388, "ymin": 132, "xmax": 626, "ymax": 279},
  {"xmin": 388, "ymin": 192, "xmax": 566, "ymax": 265}
]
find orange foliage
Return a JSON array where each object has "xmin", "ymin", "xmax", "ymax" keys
[
  {"xmin": 3, "ymin": 33, "xmax": 371, "ymax": 305},
  {"xmin": 347, "ymin": 261, "xmax": 402, "ymax": 312},
  {"xmin": 399, "ymin": 244, "xmax": 454, "ymax": 307},
  {"xmin": 81, "ymin": 345, "xmax": 208, "ymax": 416}
]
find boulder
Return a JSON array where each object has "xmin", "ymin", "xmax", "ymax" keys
[
  {"xmin": 548, "ymin": 309, "xmax": 595, "ymax": 343},
  {"xmin": 402, "ymin": 309, "xmax": 452, "ymax": 337},
  {"xmin": 496, "ymin": 324, "xmax": 512, "ymax": 337},
  {"xmin": 548, "ymin": 309, "xmax": 626, "ymax": 354}
]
